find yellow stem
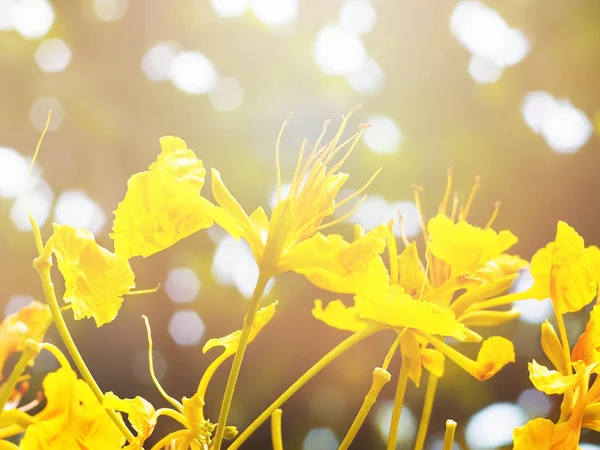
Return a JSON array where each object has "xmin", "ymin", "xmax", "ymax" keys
[
  {"xmin": 0, "ymin": 343, "xmax": 39, "ymax": 415},
  {"xmin": 382, "ymin": 332, "xmax": 403, "ymax": 372},
  {"xmin": 461, "ymin": 291, "xmax": 531, "ymax": 315},
  {"xmin": 33, "ymin": 258, "xmax": 134, "ymax": 443},
  {"xmin": 156, "ymin": 408, "xmax": 189, "ymax": 428},
  {"xmin": 442, "ymin": 420, "xmax": 457, "ymax": 450},
  {"xmin": 340, "ymin": 367, "xmax": 391, "ymax": 450},
  {"xmin": 212, "ymin": 270, "xmax": 272, "ymax": 450},
  {"xmin": 39, "ymin": 342, "xmax": 70, "ymax": 369},
  {"xmin": 228, "ymin": 325, "xmax": 380, "ymax": 450},
  {"xmin": 555, "ymin": 310, "xmax": 573, "ymax": 422},
  {"xmin": 387, "ymin": 360, "xmax": 409, "ymax": 450},
  {"xmin": 150, "ymin": 429, "xmax": 188, "ymax": 450},
  {"xmin": 414, "ymin": 373, "xmax": 438, "ymax": 450},
  {"xmin": 271, "ymin": 409, "xmax": 283, "ymax": 450}
]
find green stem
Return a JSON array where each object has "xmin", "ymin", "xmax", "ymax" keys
[
  {"xmin": 0, "ymin": 342, "xmax": 39, "ymax": 415},
  {"xmin": 228, "ymin": 325, "xmax": 380, "ymax": 450},
  {"xmin": 340, "ymin": 367, "xmax": 390, "ymax": 450},
  {"xmin": 33, "ymin": 257, "xmax": 134, "ymax": 443},
  {"xmin": 414, "ymin": 373, "xmax": 438, "ymax": 450},
  {"xmin": 212, "ymin": 270, "xmax": 272, "ymax": 450},
  {"xmin": 387, "ymin": 360, "xmax": 409, "ymax": 450}
]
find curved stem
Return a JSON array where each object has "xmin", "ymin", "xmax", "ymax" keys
[
  {"xmin": 156, "ymin": 408, "xmax": 189, "ymax": 428},
  {"xmin": 150, "ymin": 429, "xmax": 188, "ymax": 450},
  {"xmin": 212, "ymin": 270, "xmax": 272, "ymax": 450},
  {"xmin": 387, "ymin": 361, "xmax": 409, "ymax": 450},
  {"xmin": 33, "ymin": 258, "xmax": 134, "ymax": 443},
  {"xmin": 414, "ymin": 373, "xmax": 439, "ymax": 450},
  {"xmin": 340, "ymin": 367, "xmax": 390, "ymax": 450},
  {"xmin": 271, "ymin": 409, "xmax": 283, "ymax": 450},
  {"xmin": 197, "ymin": 352, "xmax": 229, "ymax": 401},
  {"xmin": 228, "ymin": 325, "xmax": 380, "ymax": 450}
]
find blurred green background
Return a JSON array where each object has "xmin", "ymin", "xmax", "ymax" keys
[{"xmin": 1, "ymin": 0, "xmax": 600, "ymax": 448}]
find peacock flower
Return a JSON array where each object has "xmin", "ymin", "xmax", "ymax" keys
[
  {"xmin": 19, "ymin": 367, "xmax": 125, "ymax": 449},
  {"xmin": 0, "ymin": 301, "xmax": 51, "ymax": 381},
  {"xmin": 210, "ymin": 107, "xmax": 381, "ymax": 278},
  {"xmin": 103, "ymin": 393, "xmax": 157, "ymax": 450},
  {"xmin": 513, "ymin": 223, "xmax": 600, "ymax": 449},
  {"xmin": 312, "ymin": 171, "xmax": 527, "ymax": 384}
]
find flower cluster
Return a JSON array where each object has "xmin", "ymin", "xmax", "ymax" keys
[{"xmin": 0, "ymin": 110, "xmax": 596, "ymax": 449}]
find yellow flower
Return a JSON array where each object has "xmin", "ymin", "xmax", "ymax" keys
[
  {"xmin": 528, "ymin": 221, "xmax": 597, "ymax": 314},
  {"xmin": 0, "ymin": 301, "xmax": 50, "ymax": 381},
  {"xmin": 46, "ymin": 224, "xmax": 135, "ymax": 327},
  {"xmin": 313, "ymin": 172, "xmax": 523, "ymax": 383},
  {"xmin": 111, "ymin": 136, "xmax": 215, "ymax": 260},
  {"xmin": 20, "ymin": 367, "xmax": 124, "ymax": 450},
  {"xmin": 103, "ymin": 392, "xmax": 156, "ymax": 450},
  {"xmin": 210, "ymin": 108, "xmax": 380, "ymax": 277}
]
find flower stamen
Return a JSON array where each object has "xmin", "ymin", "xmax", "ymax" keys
[
  {"xmin": 438, "ymin": 166, "xmax": 453, "ymax": 215},
  {"xmin": 459, "ymin": 175, "xmax": 480, "ymax": 222},
  {"xmin": 275, "ymin": 112, "xmax": 293, "ymax": 204},
  {"xmin": 411, "ymin": 185, "xmax": 428, "ymax": 243},
  {"xmin": 485, "ymin": 201, "xmax": 501, "ymax": 229}
]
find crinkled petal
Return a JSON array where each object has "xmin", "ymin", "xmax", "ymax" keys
[
  {"xmin": 572, "ymin": 304, "xmax": 600, "ymax": 368},
  {"xmin": 427, "ymin": 214, "xmax": 518, "ymax": 276},
  {"xmin": 48, "ymin": 224, "xmax": 135, "ymax": 327},
  {"xmin": 312, "ymin": 300, "xmax": 366, "ymax": 332},
  {"xmin": 355, "ymin": 286, "xmax": 468, "ymax": 341},
  {"xmin": 0, "ymin": 301, "xmax": 51, "ymax": 379},
  {"xmin": 104, "ymin": 392, "xmax": 156, "ymax": 450},
  {"xmin": 528, "ymin": 360, "xmax": 580, "ymax": 395},
  {"xmin": 21, "ymin": 368, "xmax": 124, "ymax": 449},
  {"xmin": 111, "ymin": 136, "xmax": 214, "ymax": 259},
  {"xmin": 474, "ymin": 336, "xmax": 515, "ymax": 381}
]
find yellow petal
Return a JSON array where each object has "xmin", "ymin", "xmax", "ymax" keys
[
  {"xmin": 0, "ymin": 301, "xmax": 51, "ymax": 380},
  {"xmin": 474, "ymin": 336, "xmax": 515, "ymax": 380},
  {"xmin": 355, "ymin": 285, "xmax": 468, "ymax": 341},
  {"xmin": 550, "ymin": 222, "xmax": 597, "ymax": 314},
  {"xmin": 427, "ymin": 214, "xmax": 518, "ymax": 276},
  {"xmin": 285, "ymin": 227, "xmax": 390, "ymax": 295},
  {"xmin": 103, "ymin": 392, "xmax": 156, "ymax": 450},
  {"xmin": 422, "ymin": 348, "xmax": 445, "ymax": 378},
  {"xmin": 21, "ymin": 367, "xmax": 124, "ymax": 449},
  {"xmin": 572, "ymin": 304, "xmax": 600, "ymax": 368},
  {"xmin": 397, "ymin": 242, "xmax": 426, "ymax": 296},
  {"xmin": 211, "ymin": 168, "xmax": 262, "ymax": 258},
  {"xmin": 111, "ymin": 136, "xmax": 214, "ymax": 259},
  {"xmin": 483, "ymin": 254, "xmax": 528, "ymax": 278},
  {"xmin": 450, "ymin": 274, "xmax": 518, "ymax": 317},
  {"xmin": 48, "ymin": 224, "xmax": 135, "ymax": 327},
  {"xmin": 541, "ymin": 321, "xmax": 567, "ymax": 375},
  {"xmin": 400, "ymin": 331, "xmax": 423, "ymax": 387},
  {"xmin": 203, "ymin": 301, "xmax": 277, "ymax": 355},
  {"xmin": 529, "ymin": 243, "xmax": 553, "ymax": 299},
  {"xmin": 528, "ymin": 360, "xmax": 580, "ymax": 395},
  {"xmin": 587, "ymin": 245, "xmax": 600, "ymax": 290},
  {"xmin": 312, "ymin": 300, "xmax": 367, "ymax": 333},
  {"xmin": 459, "ymin": 308, "xmax": 521, "ymax": 328},
  {"xmin": 512, "ymin": 418, "xmax": 557, "ymax": 450}
]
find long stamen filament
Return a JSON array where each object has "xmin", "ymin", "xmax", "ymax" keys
[
  {"xmin": 386, "ymin": 360, "xmax": 409, "ymax": 450},
  {"xmin": 439, "ymin": 167, "xmax": 453, "ymax": 215},
  {"xmin": 142, "ymin": 316, "xmax": 183, "ymax": 413},
  {"xmin": 460, "ymin": 176, "xmax": 480, "ymax": 221},
  {"xmin": 271, "ymin": 409, "xmax": 283, "ymax": 450},
  {"xmin": 485, "ymin": 201, "xmax": 501, "ymax": 229},
  {"xmin": 414, "ymin": 373, "xmax": 439, "ymax": 450},
  {"xmin": 387, "ymin": 221, "xmax": 399, "ymax": 285},
  {"xmin": 289, "ymin": 138, "xmax": 307, "ymax": 196},
  {"xmin": 442, "ymin": 420, "xmax": 457, "ymax": 450},
  {"xmin": 275, "ymin": 112, "xmax": 293, "ymax": 204},
  {"xmin": 412, "ymin": 185, "xmax": 428, "ymax": 245}
]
